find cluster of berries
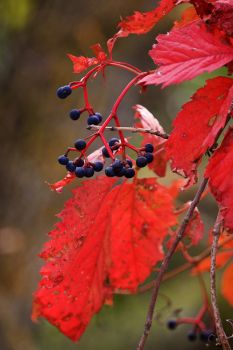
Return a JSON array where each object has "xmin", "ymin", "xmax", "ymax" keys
[
  {"xmin": 58, "ymin": 154, "xmax": 103, "ymax": 178},
  {"xmin": 56, "ymin": 85, "xmax": 155, "ymax": 179},
  {"xmin": 167, "ymin": 320, "xmax": 216, "ymax": 343}
]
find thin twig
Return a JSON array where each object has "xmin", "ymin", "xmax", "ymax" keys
[
  {"xmin": 137, "ymin": 177, "xmax": 209, "ymax": 350},
  {"xmin": 210, "ymin": 214, "xmax": 231, "ymax": 350},
  {"xmin": 86, "ymin": 125, "xmax": 169, "ymax": 140}
]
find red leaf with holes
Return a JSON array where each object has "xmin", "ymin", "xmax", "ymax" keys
[
  {"xmin": 33, "ymin": 176, "xmax": 179, "ymax": 340},
  {"xmin": 166, "ymin": 77, "xmax": 233, "ymax": 186},
  {"xmin": 107, "ymin": 0, "xmax": 175, "ymax": 54},
  {"xmin": 140, "ymin": 21, "xmax": 233, "ymax": 87},
  {"xmin": 134, "ymin": 104, "xmax": 167, "ymax": 177},
  {"xmin": 205, "ymin": 128, "xmax": 233, "ymax": 231}
]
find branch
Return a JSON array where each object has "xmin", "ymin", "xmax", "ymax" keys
[
  {"xmin": 86, "ymin": 125, "xmax": 169, "ymax": 140},
  {"xmin": 210, "ymin": 214, "xmax": 231, "ymax": 350},
  {"xmin": 137, "ymin": 177, "xmax": 209, "ymax": 350}
]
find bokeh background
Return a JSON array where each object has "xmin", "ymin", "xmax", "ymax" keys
[{"xmin": 0, "ymin": 1, "xmax": 232, "ymax": 349}]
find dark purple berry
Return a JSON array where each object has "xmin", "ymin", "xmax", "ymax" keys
[
  {"xmin": 167, "ymin": 320, "xmax": 177, "ymax": 330},
  {"xmin": 125, "ymin": 168, "xmax": 135, "ymax": 178},
  {"xmin": 74, "ymin": 139, "xmax": 86, "ymax": 151},
  {"xmin": 95, "ymin": 112, "xmax": 103, "ymax": 123},
  {"xmin": 187, "ymin": 331, "xmax": 197, "ymax": 341},
  {"xmin": 57, "ymin": 85, "xmax": 72, "ymax": 99},
  {"xmin": 74, "ymin": 158, "xmax": 84, "ymax": 167},
  {"xmin": 136, "ymin": 156, "xmax": 148, "ymax": 168},
  {"xmin": 70, "ymin": 109, "xmax": 81, "ymax": 120},
  {"xmin": 114, "ymin": 167, "xmax": 126, "ymax": 177},
  {"xmin": 75, "ymin": 167, "xmax": 85, "ymax": 178},
  {"xmin": 66, "ymin": 161, "xmax": 76, "ymax": 172},
  {"xmin": 200, "ymin": 330, "xmax": 215, "ymax": 342},
  {"xmin": 105, "ymin": 166, "xmax": 115, "ymax": 177},
  {"xmin": 126, "ymin": 159, "xmax": 133, "ymax": 168},
  {"xmin": 93, "ymin": 161, "xmax": 104, "ymax": 172},
  {"xmin": 84, "ymin": 167, "xmax": 95, "ymax": 178},
  {"xmin": 87, "ymin": 115, "xmax": 100, "ymax": 125},
  {"xmin": 109, "ymin": 138, "xmax": 120, "ymax": 147},
  {"xmin": 145, "ymin": 143, "xmax": 154, "ymax": 153},
  {"xmin": 145, "ymin": 153, "xmax": 154, "ymax": 164},
  {"xmin": 58, "ymin": 155, "xmax": 69, "ymax": 165},
  {"xmin": 102, "ymin": 147, "xmax": 111, "ymax": 158},
  {"xmin": 112, "ymin": 160, "xmax": 123, "ymax": 170}
]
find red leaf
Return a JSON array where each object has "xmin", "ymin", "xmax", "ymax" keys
[
  {"xmin": 140, "ymin": 21, "xmax": 233, "ymax": 87},
  {"xmin": 222, "ymin": 263, "xmax": 233, "ymax": 305},
  {"xmin": 134, "ymin": 104, "xmax": 167, "ymax": 177},
  {"xmin": 166, "ymin": 77, "xmax": 233, "ymax": 186},
  {"xmin": 107, "ymin": 0, "xmax": 175, "ymax": 54},
  {"xmin": 67, "ymin": 54, "xmax": 98, "ymax": 74},
  {"xmin": 205, "ymin": 127, "xmax": 233, "ymax": 231},
  {"xmin": 33, "ymin": 176, "xmax": 179, "ymax": 340}
]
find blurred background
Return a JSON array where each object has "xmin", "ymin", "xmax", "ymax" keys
[{"xmin": 0, "ymin": 0, "xmax": 232, "ymax": 349}]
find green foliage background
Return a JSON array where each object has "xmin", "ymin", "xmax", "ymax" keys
[{"xmin": 0, "ymin": 1, "xmax": 231, "ymax": 349}]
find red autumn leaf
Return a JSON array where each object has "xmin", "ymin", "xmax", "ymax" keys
[
  {"xmin": 33, "ymin": 176, "xmax": 179, "ymax": 340},
  {"xmin": 222, "ymin": 263, "xmax": 233, "ymax": 305},
  {"xmin": 140, "ymin": 21, "xmax": 233, "ymax": 87},
  {"xmin": 205, "ymin": 127, "xmax": 233, "ymax": 231},
  {"xmin": 67, "ymin": 54, "xmax": 98, "ymax": 74},
  {"xmin": 134, "ymin": 104, "xmax": 167, "ymax": 177},
  {"xmin": 166, "ymin": 77, "xmax": 233, "ymax": 186},
  {"xmin": 107, "ymin": 0, "xmax": 175, "ymax": 54}
]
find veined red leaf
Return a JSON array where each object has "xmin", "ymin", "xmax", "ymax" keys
[
  {"xmin": 205, "ymin": 127, "xmax": 233, "ymax": 231},
  {"xmin": 166, "ymin": 77, "xmax": 233, "ymax": 186},
  {"xmin": 140, "ymin": 21, "xmax": 233, "ymax": 87},
  {"xmin": 33, "ymin": 176, "xmax": 179, "ymax": 340},
  {"xmin": 107, "ymin": 0, "xmax": 175, "ymax": 54},
  {"xmin": 134, "ymin": 104, "xmax": 167, "ymax": 177}
]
